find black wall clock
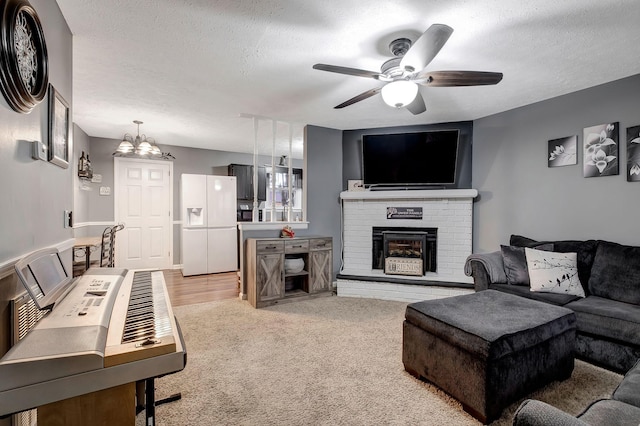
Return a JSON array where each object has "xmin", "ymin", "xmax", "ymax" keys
[{"xmin": 0, "ymin": 0, "xmax": 48, "ymax": 113}]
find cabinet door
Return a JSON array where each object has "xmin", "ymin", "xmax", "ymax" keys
[
  {"xmin": 256, "ymin": 253, "xmax": 284, "ymax": 301},
  {"xmin": 309, "ymin": 249, "xmax": 332, "ymax": 293},
  {"xmin": 229, "ymin": 164, "xmax": 253, "ymax": 200}
]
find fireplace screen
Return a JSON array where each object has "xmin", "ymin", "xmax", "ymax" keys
[{"xmin": 372, "ymin": 227, "xmax": 437, "ymax": 276}]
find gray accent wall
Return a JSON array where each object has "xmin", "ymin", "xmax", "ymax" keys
[
  {"xmin": 0, "ymin": 0, "xmax": 72, "ymax": 264},
  {"xmin": 299, "ymin": 125, "xmax": 343, "ymax": 277},
  {"xmin": 342, "ymin": 121, "xmax": 473, "ymax": 190},
  {"xmin": 73, "ymin": 124, "xmax": 91, "ymax": 237},
  {"xmin": 0, "ymin": 0, "xmax": 72, "ymax": 371},
  {"xmin": 473, "ymin": 73, "xmax": 640, "ymax": 252}
]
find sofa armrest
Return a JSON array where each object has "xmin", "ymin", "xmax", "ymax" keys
[
  {"xmin": 513, "ymin": 399, "xmax": 589, "ymax": 426},
  {"xmin": 470, "ymin": 262, "xmax": 491, "ymax": 291},
  {"xmin": 464, "ymin": 250, "xmax": 507, "ymax": 291}
]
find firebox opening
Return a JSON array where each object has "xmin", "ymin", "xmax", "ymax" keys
[{"xmin": 372, "ymin": 227, "xmax": 437, "ymax": 275}]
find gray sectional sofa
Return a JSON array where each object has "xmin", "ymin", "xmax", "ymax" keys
[
  {"xmin": 512, "ymin": 359, "xmax": 640, "ymax": 425},
  {"xmin": 465, "ymin": 235, "xmax": 640, "ymax": 374}
]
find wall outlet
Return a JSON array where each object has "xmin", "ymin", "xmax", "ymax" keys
[
  {"xmin": 99, "ymin": 186, "xmax": 111, "ymax": 196},
  {"xmin": 91, "ymin": 174, "xmax": 102, "ymax": 183},
  {"xmin": 348, "ymin": 180, "xmax": 365, "ymax": 191}
]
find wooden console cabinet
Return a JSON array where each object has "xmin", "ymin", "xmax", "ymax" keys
[{"xmin": 246, "ymin": 237, "xmax": 332, "ymax": 308}]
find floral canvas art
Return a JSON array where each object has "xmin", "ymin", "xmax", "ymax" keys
[
  {"xmin": 548, "ymin": 135, "xmax": 577, "ymax": 167},
  {"xmin": 583, "ymin": 122, "xmax": 619, "ymax": 178},
  {"xmin": 627, "ymin": 125, "xmax": 640, "ymax": 182}
]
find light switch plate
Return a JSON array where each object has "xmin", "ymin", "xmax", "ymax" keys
[
  {"xmin": 99, "ymin": 186, "xmax": 111, "ymax": 196},
  {"xmin": 32, "ymin": 140, "xmax": 47, "ymax": 160},
  {"xmin": 63, "ymin": 210, "xmax": 72, "ymax": 228}
]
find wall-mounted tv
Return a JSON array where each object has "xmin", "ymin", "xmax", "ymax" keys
[{"xmin": 362, "ymin": 130, "xmax": 460, "ymax": 188}]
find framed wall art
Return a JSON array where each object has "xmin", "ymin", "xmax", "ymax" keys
[
  {"xmin": 548, "ymin": 135, "xmax": 577, "ymax": 167},
  {"xmin": 47, "ymin": 84, "xmax": 70, "ymax": 168},
  {"xmin": 583, "ymin": 122, "xmax": 618, "ymax": 178},
  {"xmin": 627, "ymin": 125, "xmax": 640, "ymax": 182}
]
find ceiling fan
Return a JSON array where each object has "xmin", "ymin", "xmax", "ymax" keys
[{"xmin": 313, "ymin": 24, "xmax": 503, "ymax": 115}]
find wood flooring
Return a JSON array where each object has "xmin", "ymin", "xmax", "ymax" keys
[{"xmin": 161, "ymin": 269, "xmax": 240, "ymax": 307}]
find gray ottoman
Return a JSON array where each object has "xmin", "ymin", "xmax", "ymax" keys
[{"xmin": 402, "ymin": 290, "xmax": 576, "ymax": 424}]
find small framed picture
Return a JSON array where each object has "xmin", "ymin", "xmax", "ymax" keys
[
  {"xmin": 47, "ymin": 84, "xmax": 70, "ymax": 169},
  {"xmin": 583, "ymin": 122, "xmax": 619, "ymax": 178},
  {"xmin": 548, "ymin": 135, "xmax": 577, "ymax": 167},
  {"xmin": 627, "ymin": 125, "xmax": 640, "ymax": 182}
]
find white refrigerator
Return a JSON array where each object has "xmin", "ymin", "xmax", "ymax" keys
[{"xmin": 181, "ymin": 174, "xmax": 238, "ymax": 276}]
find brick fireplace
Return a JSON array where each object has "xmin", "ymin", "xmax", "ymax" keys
[{"xmin": 337, "ymin": 189, "xmax": 477, "ymax": 302}]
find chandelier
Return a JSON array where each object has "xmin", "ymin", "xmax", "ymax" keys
[{"xmin": 113, "ymin": 120, "xmax": 172, "ymax": 158}]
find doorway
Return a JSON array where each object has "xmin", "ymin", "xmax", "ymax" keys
[{"xmin": 114, "ymin": 158, "xmax": 173, "ymax": 269}]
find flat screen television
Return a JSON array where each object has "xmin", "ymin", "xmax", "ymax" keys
[{"xmin": 362, "ymin": 130, "xmax": 460, "ymax": 187}]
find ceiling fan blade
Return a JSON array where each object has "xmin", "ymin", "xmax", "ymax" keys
[
  {"xmin": 400, "ymin": 24, "xmax": 454, "ymax": 72},
  {"xmin": 418, "ymin": 70, "xmax": 504, "ymax": 87},
  {"xmin": 313, "ymin": 64, "xmax": 382, "ymax": 79},
  {"xmin": 334, "ymin": 87, "xmax": 382, "ymax": 109},
  {"xmin": 406, "ymin": 91, "xmax": 426, "ymax": 115}
]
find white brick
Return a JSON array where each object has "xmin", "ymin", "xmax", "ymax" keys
[{"xmin": 341, "ymin": 191, "xmax": 474, "ymax": 299}]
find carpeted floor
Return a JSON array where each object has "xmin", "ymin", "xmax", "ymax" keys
[{"xmin": 138, "ymin": 296, "xmax": 622, "ymax": 425}]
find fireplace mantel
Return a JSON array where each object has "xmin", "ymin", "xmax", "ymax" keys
[{"xmin": 340, "ymin": 189, "xmax": 478, "ymax": 201}]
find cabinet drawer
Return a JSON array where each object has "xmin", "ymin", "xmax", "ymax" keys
[
  {"xmin": 310, "ymin": 238, "xmax": 332, "ymax": 251},
  {"xmin": 285, "ymin": 240, "xmax": 309, "ymax": 254},
  {"xmin": 255, "ymin": 240, "xmax": 284, "ymax": 254}
]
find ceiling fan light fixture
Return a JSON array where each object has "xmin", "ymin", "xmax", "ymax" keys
[{"xmin": 381, "ymin": 81, "xmax": 418, "ymax": 108}]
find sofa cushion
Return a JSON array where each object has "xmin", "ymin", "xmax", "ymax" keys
[
  {"xmin": 525, "ymin": 248, "xmax": 585, "ymax": 297},
  {"xmin": 489, "ymin": 283, "xmax": 581, "ymax": 306},
  {"xmin": 510, "ymin": 235, "xmax": 599, "ymax": 290},
  {"xmin": 612, "ymin": 359, "xmax": 640, "ymax": 408},
  {"xmin": 578, "ymin": 399, "xmax": 640, "ymax": 425},
  {"xmin": 588, "ymin": 241, "xmax": 640, "ymax": 305},
  {"xmin": 501, "ymin": 244, "xmax": 553, "ymax": 286},
  {"xmin": 565, "ymin": 296, "xmax": 640, "ymax": 346}
]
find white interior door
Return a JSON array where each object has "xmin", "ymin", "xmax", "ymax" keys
[{"xmin": 115, "ymin": 158, "xmax": 173, "ymax": 269}]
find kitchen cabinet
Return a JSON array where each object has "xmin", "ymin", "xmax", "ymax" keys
[
  {"xmin": 225, "ymin": 164, "xmax": 266, "ymax": 201},
  {"xmin": 246, "ymin": 237, "xmax": 332, "ymax": 308}
]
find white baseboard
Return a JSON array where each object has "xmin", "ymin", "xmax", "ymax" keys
[{"xmin": 336, "ymin": 278, "xmax": 473, "ymax": 303}]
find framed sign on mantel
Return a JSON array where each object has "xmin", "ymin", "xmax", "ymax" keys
[
  {"xmin": 386, "ymin": 207, "xmax": 423, "ymax": 219},
  {"xmin": 47, "ymin": 84, "xmax": 70, "ymax": 168}
]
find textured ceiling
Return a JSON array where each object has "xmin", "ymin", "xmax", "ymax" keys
[{"xmin": 55, "ymin": 0, "xmax": 640, "ymax": 158}]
